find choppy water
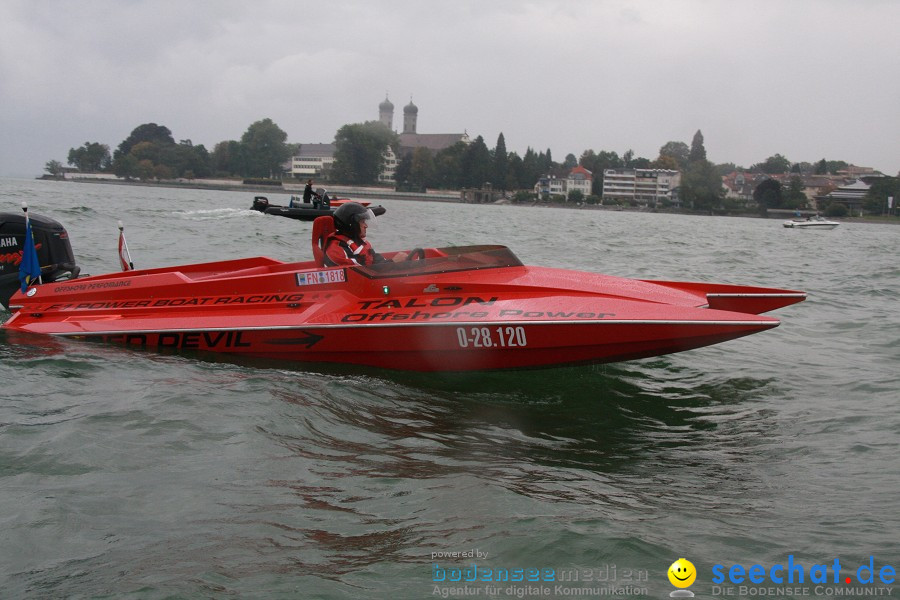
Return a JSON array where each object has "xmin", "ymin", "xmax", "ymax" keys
[{"xmin": 1, "ymin": 179, "xmax": 898, "ymax": 599}]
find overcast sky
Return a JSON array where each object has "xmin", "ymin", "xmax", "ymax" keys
[{"xmin": 1, "ymin": 0, "xmax": 898, "ymax": 178}]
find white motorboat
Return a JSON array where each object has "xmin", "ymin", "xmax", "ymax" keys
[{"xmin": 783, "ymin": 216, "xmax": 840, "ymax": 230}]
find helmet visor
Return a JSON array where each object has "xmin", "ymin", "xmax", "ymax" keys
[{"xmin": 356, "ymin": 208, "xmax": 377, "ymax": 229}]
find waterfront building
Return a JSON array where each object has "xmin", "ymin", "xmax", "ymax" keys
[
  {"xmin": 534, "ymin": 166, "xmax": 594, "ymax": 200},
  {"xmin": 720, "ymin": 168, "xmax": 882, "ymax": 212},
  {"xmin": 567, "ymin": 165, "xmax": 593, "ymax": 197},
  {"xmin": 817, "ymin": 178, "xmax": 870, "ymax": 213},
  {"xmin": 602, "ymin": 169, "xmax": 680, "ymax": 207},
  {"xmin": 378, "ymin": 146, "xmax": 399, "ymax": 184},
  {"xmin": 287, "ymin": 144, "xmax": 335, "ymax": 178}
]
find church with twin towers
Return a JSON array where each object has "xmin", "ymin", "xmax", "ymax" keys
[
  {"xmin": 287, "ymin": 96, "xmax": 469, "ymax": 181},
  {"xmin": 378, "ymin": 95, "xmax": 470, "ymax": 153}
]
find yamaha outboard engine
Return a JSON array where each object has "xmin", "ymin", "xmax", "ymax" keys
[
  {"xmin": 0, "ymin": 212, "xmax": 81, "ymax": 310},
  {"xmin": 250, "ymin": 196, "xmax": 270, "ymax": 213},
  {"xmin": 315, "ymin": 188, "xmax": 330, "ymax": 208}
]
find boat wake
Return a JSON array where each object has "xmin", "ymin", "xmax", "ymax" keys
[{"xmin": 174, "ymin": 208, "xmax": 259, "ymax": 220}]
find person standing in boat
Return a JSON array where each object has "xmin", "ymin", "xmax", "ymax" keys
[
  {"xmin": 303, "ymin": 179, "xmax": 320, "ymax": 204},
  {"xmin": 323, "ymin": 203, "xmax": 407, "ymax": 266}
]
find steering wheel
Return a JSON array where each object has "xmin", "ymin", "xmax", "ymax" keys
[{"xmin": 406, "ymin": 247, "xmax": 426, "ymax": 261}]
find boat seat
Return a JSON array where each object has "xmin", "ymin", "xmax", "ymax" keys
[{"xmin": 311, "ymin": 215, "xmax": 336, "ymax": 267}]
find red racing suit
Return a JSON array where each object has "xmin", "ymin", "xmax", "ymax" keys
[{"xmin": 323, "ymin": 233, "xmax": 384, "ymax": 267}]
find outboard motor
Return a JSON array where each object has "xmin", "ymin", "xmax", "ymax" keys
[
  {"xmin": 0, "ymin": 212, "xmax": 80, "ymax": 310},
  {"xmin": 250, "ymin": 196, "xmax": 270, "ymax": 213},
  {"xmin": 315, "ymin": 188, "xmax": 330, "ymax": 208}
]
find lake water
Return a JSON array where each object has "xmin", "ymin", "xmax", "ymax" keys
[{"xmin": 1, "ymin": 178, "xmax": 898, "ymax": 599}]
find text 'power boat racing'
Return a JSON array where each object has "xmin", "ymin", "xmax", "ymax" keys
[{"xmin": 1, "ymin": 210, "xmax": 806, "ymax": 372}]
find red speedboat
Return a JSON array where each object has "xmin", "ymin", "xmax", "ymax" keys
[{"xmin": 1, "ymin": 214, "xmax": 805, "ymax": 372}]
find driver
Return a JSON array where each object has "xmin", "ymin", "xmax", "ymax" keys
[
  {"xmin": 303, "ymin": 179, "xmax": 320, "ymax": 203},
  {"xmin": 323, "ymin": 202, "xmax": 407, "ymax": 266}
]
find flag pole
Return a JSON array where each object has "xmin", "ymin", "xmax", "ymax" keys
[
  {"xmin": 118, "ymin": 220, "xmax": 134, "ymax": 271},
  {"xmin": 21, "ymin": 201, "xmax": 42, "ymax": 285}
]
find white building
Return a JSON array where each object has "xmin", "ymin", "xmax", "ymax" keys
[
  {"xmin": 567, "ymin": 165, "xmax": 593, "ymax": 197},
  {"xmin": 287, "ymin": 144, "xmax": 335, "ymax": 179},
  {"xmin": 602, "ymin": 169, "xmax": 681, "ymax": 206},
  {"xmin": 534, "ymin": 166, "xmax": 594, "ymax": 199},
  {"xmin": 379, "ymin": 146, "xmax": 399, "ymax": 183}
]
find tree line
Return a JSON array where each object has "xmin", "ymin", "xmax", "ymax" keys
[{"xmin": 46, "ymin": 118, "xmax": 896, "ymax": 214}]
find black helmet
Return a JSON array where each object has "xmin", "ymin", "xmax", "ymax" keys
[{"xmin": 333, "ymin": 202, "xmax": 375, "ymax": 236}]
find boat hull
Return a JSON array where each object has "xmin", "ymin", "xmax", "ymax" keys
[
  {"xmin": 250, "ymin": 196, "xmax": 384, "ymax": 221},
  {"xmin": 2, "ymin": 246, "xmax": 805, "ymax": 372},
  {"xmin": 783, "ymin": 220, "xmax": 839, "ymax": 229},
  {"xmin": 18, "ymin": 318, "xmax": 777, "ymax": 371}
]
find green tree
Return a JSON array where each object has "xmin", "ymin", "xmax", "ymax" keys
[
  {"xmin": 658, "ymin": 141, "xmax": 690, "ymax": 170},
  {"xmin": 153, "ymin": 163, "xmax": 173, "ymax": 181},
  {"xmin": 136, "ymin": 159, "xmax": 155, "ymax": 181},
  {"xmin": 863, "ymin": 176, "xmax": 900, "ymax": 214},
  {"xmin": 332, "ymin": 121, "xmax": 398, "ymax": 185},
  {"xmin": 580, "ymin": 150, "xmax": 622, "ymax": 196},
  {"xmin": 113, "ymin": 154, "xmax": 139, "ymax": 180},
  {"xmin": 824, "ymin": 202, "xmax": 848, "ymax": 217},
  {"xmin": 655, "ymin": 154, "xmax": 679, "ymax": 170},
  {"xmin": 67, "ymin": 142, "xmax": 111, "ymax": 172},
  {"xmin": 492, "ymin": 133, "xmax": 509, "ymax": 191},
  {"xmin": 115, "ymin": 123, "xmax": 174, "ymax": 161},
  {"xmin": 521, "ymin": 148, "xmax": 541, "ymax": 190},
  {"xmin": 814, "ymin": 159, "xmax": 828, "ymax": 175},
  {"xmin": 44, "ymin": 160, "xmax": 65, "ymax": 178},
  {"xmin": 689, "ymin": 130, "xmax": 707, "ymax": 162},
  {"xmin": 715, "ymin": 162, "xmax": 739, "ymax": 176},
  {"xmin": 823, "ymin": 159, "xmax": 849, "ymax": 174},
  {"xmin": 241, "ymin": 118, "xmax": 290, "ymax": 178},
  {"xmin": 630, "ymin": 156, "xmax": 652, "ymax": 169},
  {"xmin": 751, "ymin": 154, "xmax": 791, "ymax": 174},
  {"xmin": 753, "ymin": 178, "xmax": 782, "ymax": 215},
  {"xmin": 681, "ymin": 159, "xmax": 724, "ymax": 211},
  {"xmin": 542, "ymin": 148, "xmax": 553, "ymax": 173},
  {"xmin": 211, "ymin": 140, "xmax": 244, "ymax": 176},
  {"xmin": 783, "ymin": 176, "xmax": 807, "ymax": 209},
  {"xmin": 460, "ymin": 135, "xmax": 492, "ymax": 188},
  {"xmin": 409, "ymin": 147, "xmax": 435, "ymax": 189},
  {"xmin": 130, "ymin": 140, "xmax": 161, "ymax": 164},
  {"xmin": 167, "ymin": 140, "xmax": 211, "ymax": 178},
  {"xmin": 433, "ymin": 142, "xmax": 467, "ymax": 189},
  {"xmin": 567, "ymin": 189, "xmax": 584, "ymax": 203},
  {"xmin": 111, "ymin": 123, "xmax": 200, "ymax": 179},
  {"xmin": 393, "ymin": 152, "xmax": 413, "ymax": 188},
  {"xmin": 506, "ymin": 152, "xmax": 525, "ymax": 190}
]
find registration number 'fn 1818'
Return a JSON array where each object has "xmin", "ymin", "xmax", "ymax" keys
[{"xmin": 456, "ymin": 326, "xmax": 527, "ymax": 348}]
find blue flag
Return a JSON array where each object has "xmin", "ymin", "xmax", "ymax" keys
[{"xmin": 19, "ymin": 215, "xmax": 41, "ymax": 293}]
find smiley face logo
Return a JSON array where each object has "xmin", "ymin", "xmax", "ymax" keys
[{"xmin": 668, "ymin": 558, "xmax": 696, "ymax": 588}]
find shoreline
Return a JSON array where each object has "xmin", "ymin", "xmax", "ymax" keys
[{"xmin": 44, "ymin": 175, "xmax": 900, "ymax": 225}]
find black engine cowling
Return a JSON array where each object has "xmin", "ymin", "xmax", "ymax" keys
[{"xmin": 0, "ymin": 212, "xmax": 81, "ymax": 310}]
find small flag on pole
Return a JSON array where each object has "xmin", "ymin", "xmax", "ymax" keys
[
  {"xmin": 117, "ymin": 221, "xmax": 134, "ymax": 271},
  {"xmin": 118, "ymin": 221, "xmax": 134, "ymax": 271},
  {"xmin": 19, "ymin": 202, "xmax": 42, "ymax": 293}
]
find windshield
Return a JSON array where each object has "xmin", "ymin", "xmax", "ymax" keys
[{"xmin": 360, "ymin": 245, "xmax": 523, "ymax": 278}]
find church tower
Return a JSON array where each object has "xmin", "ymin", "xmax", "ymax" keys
[
  {"xmin": 403, "ymin": 98, "xmax": 418, "ymax": 134},
  {"xmin": 379, "ymin": 95, "xmax": 394, "ymax": 130}
]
